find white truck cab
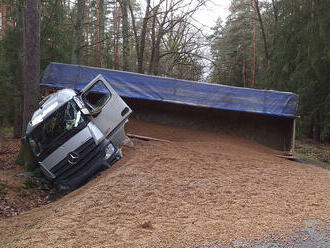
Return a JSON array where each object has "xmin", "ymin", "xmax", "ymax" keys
[{"xmin": 25, "ymin": 75, "xmax": 132, "ymax": 191}]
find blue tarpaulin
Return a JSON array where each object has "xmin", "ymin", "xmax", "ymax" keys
[{"xmin": 41, "ymin": 62, "xmax": 298, "ymax": 118}]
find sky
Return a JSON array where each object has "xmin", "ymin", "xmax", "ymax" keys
[
  {"xmin": 138, "ymin": 1, "xmax": 232, "ymax": 35},
  {"xmin": 194, "ymin": 0, "xmax": 232, "ymax": 34},
  {"xmin": 192, "ymin": 0, "xmax": 232, "ymax": 79}
]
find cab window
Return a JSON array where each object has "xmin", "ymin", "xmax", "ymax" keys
[
  {"xmin": 82, "ymin": 80, "xmax": 111, "ymax": 111},
  {"xmin": 27, "ymin": 100, "xmax": 86, "ymax": 156}
]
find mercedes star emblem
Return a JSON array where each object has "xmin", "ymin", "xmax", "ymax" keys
[{"xmin": 68, "ymin": 152, "xmax": 79, "ymax": 165}]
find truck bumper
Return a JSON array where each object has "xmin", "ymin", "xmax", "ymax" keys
[{"xmin": 46, "ymin": 138, "xmax": 120, "ymax": 192}]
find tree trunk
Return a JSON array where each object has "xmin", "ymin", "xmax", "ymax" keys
[
  {"xmin": 271, "ymin": 0, "xmax": 278, "ymax": 24},
  {"xmin": 22, "ymin": 0, "xmax": 40, "ymax": 134},
  {"xmin": 14, "ymin": 0, "xmax": 25, "ymax": 138},
  {"xmin": 308, "ymin": 113, "xmax": 314, "ymax": 139},
  {"xmin": 14, "ymin": 103, "xmax": 23, "ymax": 138},
  {"xmin": 113, "ymin": 5, "xmax": 120, "ymax": 70},
  {"xmin": 314, "ymin": 110, "xmax": 321, "ymax": 142},
  {"xmin": 148, "ymin": 8, "xmax": 157, "ymax": 74},
  {"xmin": 98, "ymin": 0, "xmax": 105, "ymax": 67},
  {"xmin": 120, "ymin": 0, "xmax": 129, "ymax": 71},
  {"xmin": 84, "ymin": 1, "xmax": 90, "ymax": 64},
  {"xmin": 254, "ymin": 0, "xmax": 269, "ymax": 64},
  {"xmin": 71, "ymin": 0, "xmax": 85, "ymax": 64},
  {"xmin": 242, "ymin": 55, "xmax": 246, "ymax": 88},
  {"xmin": 128, "ymin": 0, "xmax": 140, "ymax": 70},
  {"xmin": 149, "ymin": 3, "xmax": 167, "ymax": 76},
  {"xmin": 96, "ymin": 0, "xmax": 100, "ymax": 65},
  {"xmin": 137, "ymin": 0, "xmax": 151, "ymax": 73},
  {"xmin": 252, "ymin": 0, "xmax": 257, "ymax": 88},
  {"xmin": 152, "ymin": 39, "xmax": 161, "ymax": 75},
  {"xmin": 129, "ymin": 37, "xmax": 133, "ymax": 71},
  {"xmin": 1, "ymin": 1, "xmax": 7, "ymax": 37}
]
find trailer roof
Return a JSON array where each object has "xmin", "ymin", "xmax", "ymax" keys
[{"xmin": 41, "ymin": 62, "xmax": 298, "ymax": 118}]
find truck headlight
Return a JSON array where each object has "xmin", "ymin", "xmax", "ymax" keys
[{"xmin": 104, "ymin": 143, "xmax": 115, "ymax": 160}]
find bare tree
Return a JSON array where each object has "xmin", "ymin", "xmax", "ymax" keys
[
  {"xmin": 129, "ymin": 0, "xmax": 152, "ymax": 73},
  {"xmin": 157, "ymin": 18, "xmax": 207, "ymax": 80},
  {"xmin": 148, "ymin": 0, "xmax": 207, "ymax": 75}
]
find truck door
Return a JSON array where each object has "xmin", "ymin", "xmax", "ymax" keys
[{"xmin": 80, "ymin": 75, "xmax": 132, "ymax": 136}]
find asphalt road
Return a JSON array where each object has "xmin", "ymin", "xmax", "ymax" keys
[{"xmin": 203, "ymin": 219, "xmax": 330, "ymax": 248}]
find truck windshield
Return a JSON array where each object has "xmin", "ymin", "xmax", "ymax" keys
[{"xmin": 27, "ymin": 100, "xmax": 86, "ymax": 157}]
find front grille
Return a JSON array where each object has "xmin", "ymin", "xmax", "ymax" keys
[
  {"xmin": 50, "ymin": 138, "xmax": 104, "ymax": 180},
  {"xmin": 38, "ymin": 121, "xmax": 88, "ymax": 161}
]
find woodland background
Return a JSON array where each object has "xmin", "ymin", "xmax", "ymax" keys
[{"xmin": 0, "ymin": 0, "xmax": 329, "ymax": 142}]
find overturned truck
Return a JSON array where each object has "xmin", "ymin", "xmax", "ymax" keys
[
  {"xmin": 26, "ymin": 74, "xmax": 132, "ymax": 192},
  {"xmin": 41, "ymin": 62, "xmax": 298, "ymax": 154}
]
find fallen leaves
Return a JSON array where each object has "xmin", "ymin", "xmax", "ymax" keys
[{"xmin": 0, "ymin": 137, "xmax": 55, "ymax": 219}]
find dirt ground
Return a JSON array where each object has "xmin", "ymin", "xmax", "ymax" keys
[
  {"xmin": 0, "ymin": 137, "xmax": 54, "ymax": 219},
  {"xmin": 1, "ymin": 119, "xmax": 330, "ymax": 247}
]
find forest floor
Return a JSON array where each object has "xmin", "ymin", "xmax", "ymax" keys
[
  {"xmin": 0, "ymin": 120, "xmax": 330, "ymax": 247},
  {"xmin": 0, "ymin": 133, "xmax": 56, "ymax": 219},
  {"xmin": 295, "ymin": 139, "xmax": 330, "ymax": 170}
]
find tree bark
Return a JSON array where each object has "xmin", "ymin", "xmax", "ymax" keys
[
  {"xmin": 14, "ymin": 104, "xmax": 23, "ymax": 138},
  {"xmin": 148, "ymin": 7, "xmax": 158, "ymax": 74},
  {"xmin": 271, "ymin": 0, "xmax": 278, "ymax": 24},
  {"xmin": 22, "ymin": 0, "xmax": 40, "ymax": 134},
  {"xmin": 128, "ymin": 0, "xmax": 139, "ymax": 69},
  {"xmin": 98, "ymin": 0, "xmax": 105, "ymax": 67},
  {"xmin": 96, "ymin": 0, "xmax": 101, "ymax": 66},
  {"xmin": 71, "ymin": 0, "xmax": 86, "ymax": 64},
  {"xmin": 113, "ymin": 5, "xmax": 120, "ymax": 70},
  {"xmin": 314, "ymin": 110, "xmax": 321, "ymax": 142},
  {"xmin": 129, "ymin": 38, "xmax": 133, "ymax": 71},
  {"xmin": 120, "ymin": 0, "xmax": 129, "ymax": 71},
  {"xmin": 84, "ymin": 1, "xmax": 90, "ymax": 64},
  {"xmin": 14, "ymin": 0, "xmax": 25, "ymax": 138},
  {"xmin": 252, "ymin": 0, "xmax": 257, "ymax": 88},
  {"xmin": 254, "ymin": 0, "xmax": 269, "ymax": 64},
  {"xmin": 308, "ymin": 113, "xmax": 314, "ymax": 139},
  {"xmin": 149, "ymin": 3, "xmax": 169, "ymax": 75},
  {"xmin": 137, "ymin": 0, "xmax": 151, "ymax": 73},
  {"xmin": 242, "ymin": 55, "xmax": 246, "ymax": 87},
  {"xmin": 1, "ymin": 0, "xmax": 7, "ymax": 37},
  {"xmin": 155, "ymin": 49, "xmax": 161, "ymax": 75}
]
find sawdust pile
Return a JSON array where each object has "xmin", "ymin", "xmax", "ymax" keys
[{"xmin": 1, "ymin": 119, "xmax": 330, "ymax": 247}]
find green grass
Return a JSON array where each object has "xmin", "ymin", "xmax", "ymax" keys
[
  {"xmin": 295, "ymin": 139, "xmax": 330, "ymax": 169},
  {"xmin": 295, "ymin": 152, "xmax": 330, "ymax": 170}
]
